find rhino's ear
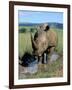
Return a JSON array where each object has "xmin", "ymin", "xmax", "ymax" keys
[{"xmin": 45, "ymin": 25, "xmax": 50, "ymax": 31}]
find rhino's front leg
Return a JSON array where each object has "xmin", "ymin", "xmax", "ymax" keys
[
  {"xmin": 34, "ymin": 56, "xmax": 38, "ymax": 61},
  {"xmin": 42, "ymin": 53, "xmax": 48, "ymax": 64},
  {"xmin": 38, "ymin": 56, "xmax": 42, "ymax": 64},
  {"xmin": 34, "ymin": 55, "xmax": 42, "ymax": 64}
]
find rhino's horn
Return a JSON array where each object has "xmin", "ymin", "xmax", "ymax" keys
[{"xmin": 30, "ymin": 33, "xmax": 38, "ymax": 50}]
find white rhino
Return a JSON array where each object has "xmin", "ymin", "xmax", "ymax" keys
[{"xmin": 31, "ymin": 23, "xmax": 58, "ymax": 63}]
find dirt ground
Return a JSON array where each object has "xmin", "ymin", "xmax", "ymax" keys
[{"xmin": 19, "ymin": 54, "xmax": 63, "ymax": 79}]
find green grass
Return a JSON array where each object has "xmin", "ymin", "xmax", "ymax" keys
[
  {"xmin": 19, "ymin": 28, "xmax": 63, "ymax": 56},
  {"xmin": 19, "ymin": 26, "xmax": 63, "ymax": 79},
  {"xmin": 19, "ymin": 32, "xmax": 33, "ymax": 57},
  {"xmin": 19, "ymin": 57, "xmax": 63, "ymax": 79},
  {"xmin": 54, "ymin": 28, "xmax": 63, "ymax": 54},
  {"xmin": 32, "ymin": 59, "xmax": 63, "ymax": 78}
]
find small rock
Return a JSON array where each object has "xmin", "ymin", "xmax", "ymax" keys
[{"xmin": 50, "ymin": 53, "xmax": 59, "ymax": 62}]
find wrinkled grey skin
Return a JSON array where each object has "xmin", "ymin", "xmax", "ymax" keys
[{"xmin": 31, "ymin": 23, "xmax": 58, "ymax": 63}]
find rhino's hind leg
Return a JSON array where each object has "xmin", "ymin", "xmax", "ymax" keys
[
  {"xmin": 49, "ymin": 46, "xmax": 59, "ymax": 63},
  {"xmin": 46, "ymin": 46, "xmax": 55, "ymax": 63},
  {"xmin": 50, "ymin": 46, "xmax": 55, "ymax": 55}
]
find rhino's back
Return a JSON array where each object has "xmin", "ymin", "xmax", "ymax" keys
[{"xmin": 46, "ymin": 29, "xmax": 58, "ymax": 46}]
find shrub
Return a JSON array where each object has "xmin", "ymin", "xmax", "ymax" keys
[{"xmin": 19, "ymin": 28, "xmax": 27, "ymax": 33}]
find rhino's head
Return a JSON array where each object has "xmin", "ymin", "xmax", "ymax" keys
[
  {"xmin": 31, "ymin": 30, "xmax": 48, "ymax": 56},
  {"xmin": 37, "ymin": 23, "xmax": 50, "ymax": 31}
]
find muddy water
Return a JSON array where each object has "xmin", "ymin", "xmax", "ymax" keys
[{"xmin": 19, "ymin": 60, "xmax": 38, "ymax": 74}]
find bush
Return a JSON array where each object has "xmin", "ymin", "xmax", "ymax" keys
[
  {"xmin": 30, "ymin": 28, "xmax": 34, "ymax": 33},
  {"xmin": 19, "ymin": 28, "xmax": 27, "ymax": 33},
  {"xmin": 30, "ymin": 28, "xmax": 37, "ymax": 33}
]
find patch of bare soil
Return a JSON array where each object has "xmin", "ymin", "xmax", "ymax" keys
[{"xmin": 19, "ymin": 53, "xmax": 63, "ymax": 79}]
